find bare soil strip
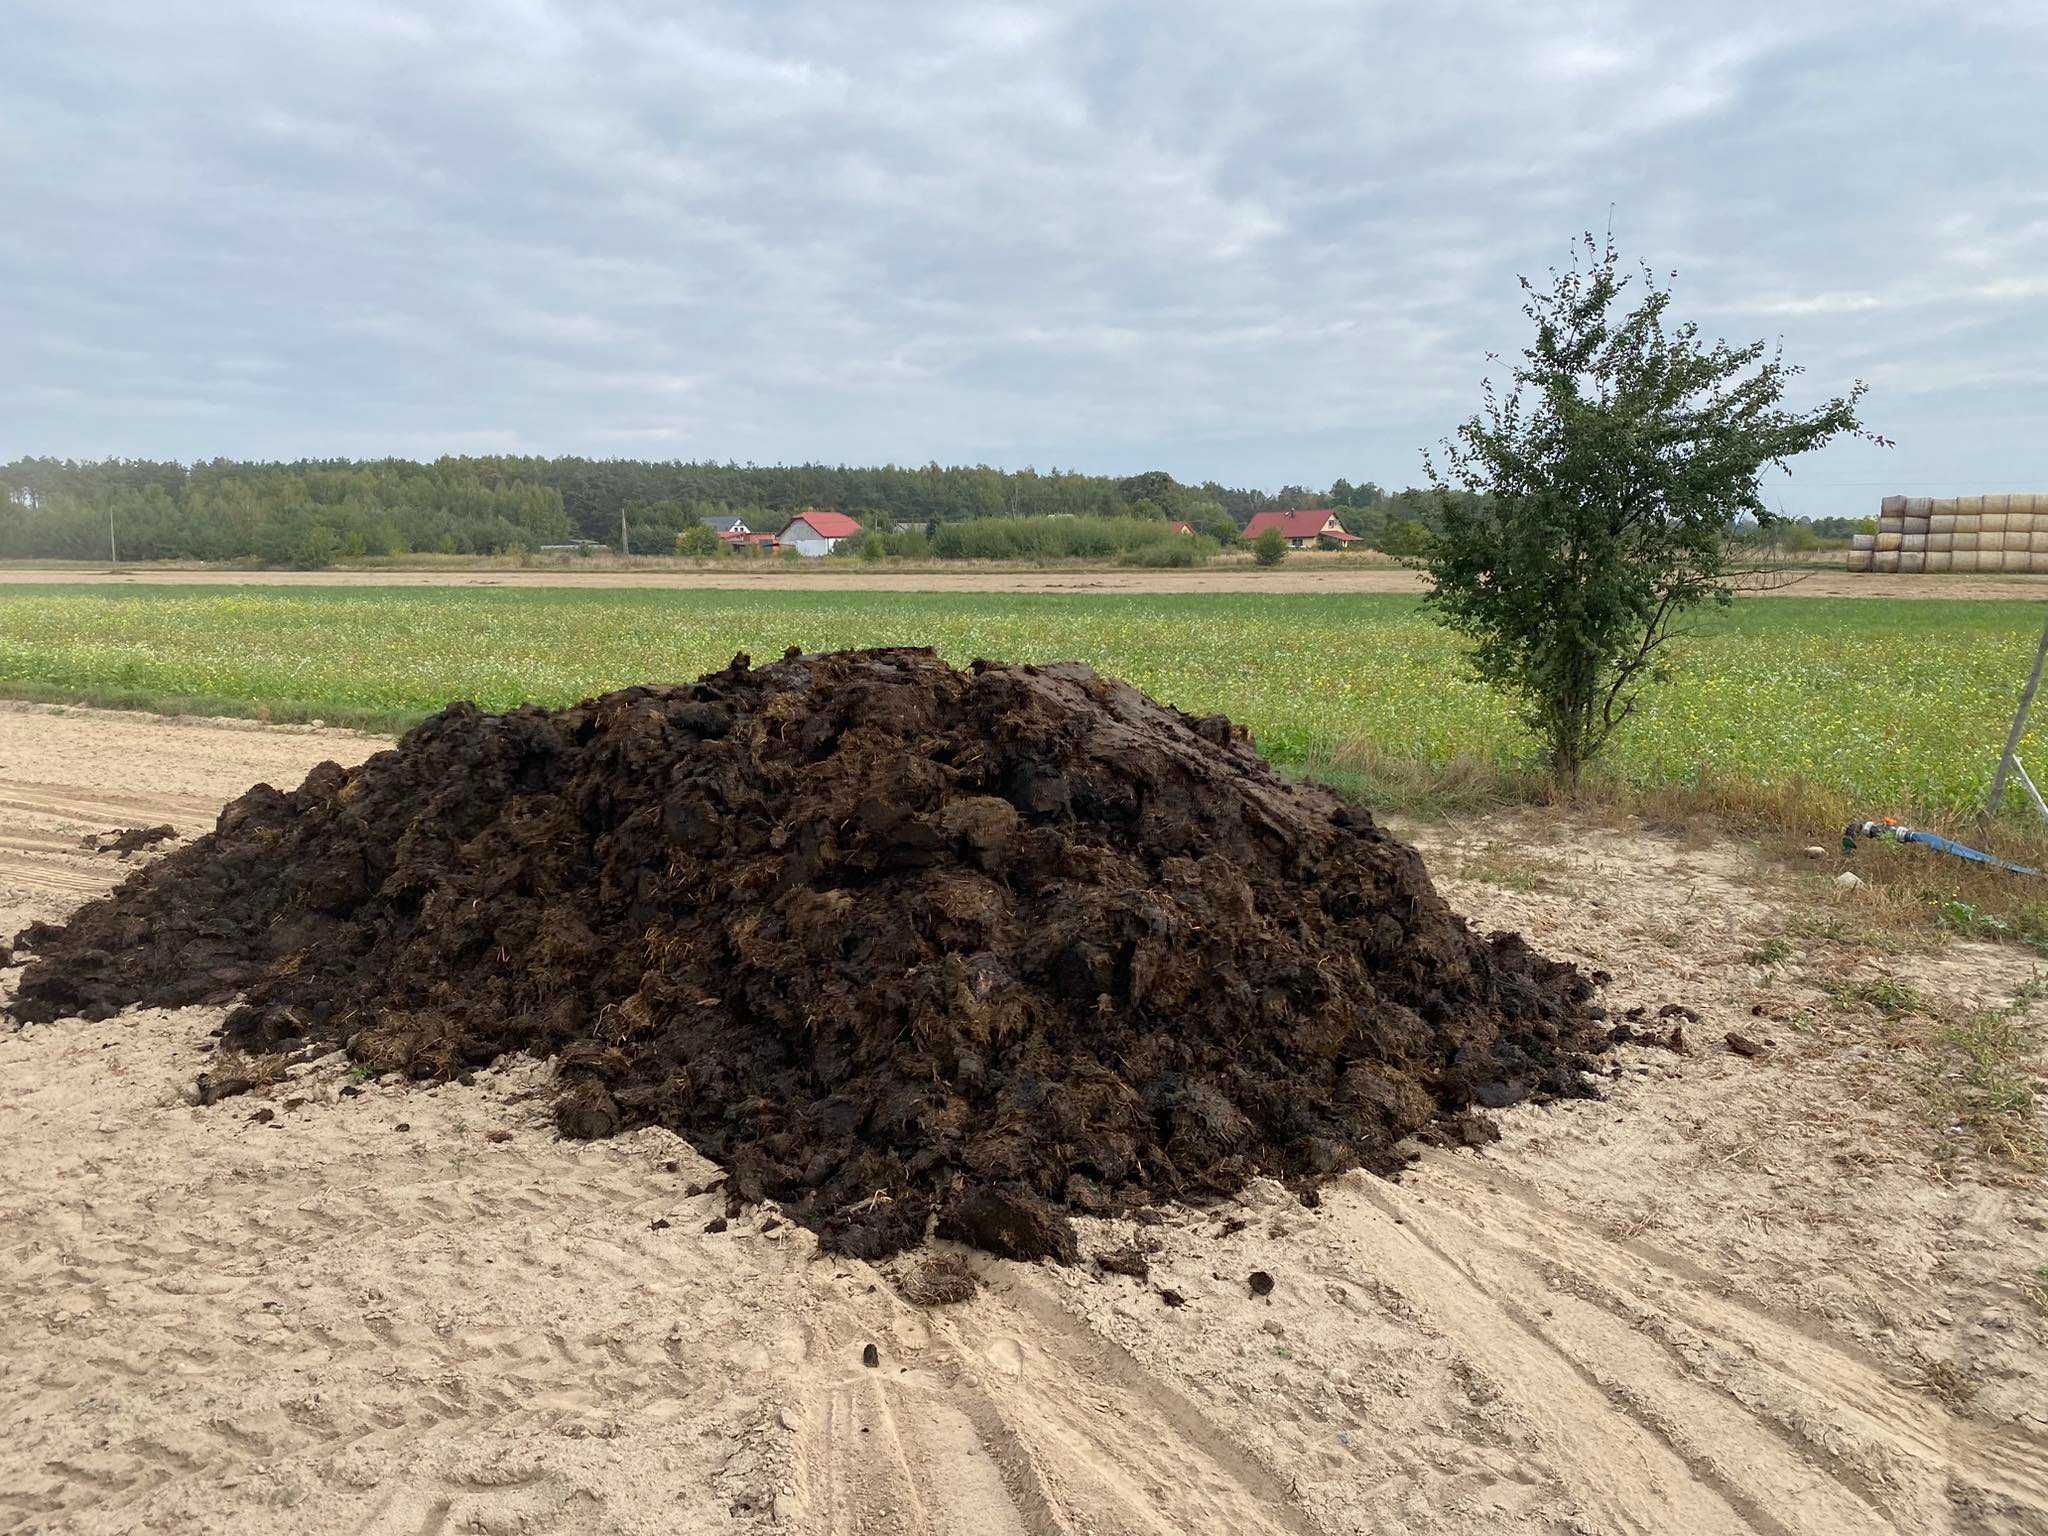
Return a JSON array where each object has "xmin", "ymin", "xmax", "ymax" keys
[{"xmin": 2, "ymin": 702, "xmax": 2044, "ymax": 1533}]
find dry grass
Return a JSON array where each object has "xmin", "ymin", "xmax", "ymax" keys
[{"xmin": 1453, "ymin": 845, "xmax": 1579, "ymax": 895}]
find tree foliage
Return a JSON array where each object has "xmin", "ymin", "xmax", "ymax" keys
[
  {"xmin": 1252, "ymin": 527, "xmax": 1287, "ymax": 566},
  {"xmin": 675, "ymin": 522, "xmax": 722, "ymax": 557},
  {"xmin": 1423, "ymin": 235, "xmax": 1882, "ymax": 784}
]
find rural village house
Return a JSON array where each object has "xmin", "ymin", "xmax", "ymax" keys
[
  {"xmin": 1242, "ymin": 508, "xmax": 1359, "ymax": 550},
  {"xmin": 699, "ymin": 515, "xmax": 750, "ymax": 535},
  {"xmin": 780, "ymin": 510, "xmax": 862, "ymax": 557}
]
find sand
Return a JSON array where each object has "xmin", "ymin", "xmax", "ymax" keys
[
  {"xmin": 4, "ymin": 562, "xmax": 2046, "ymax": 600},
  {"xmin": 4, "ymin": 701, "xmax": 2047, "ymax": 1533}
]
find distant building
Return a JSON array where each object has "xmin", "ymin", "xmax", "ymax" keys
[
  {"xmin": 700, "ymin": 515, "xmax": 751, "ymax": 536},
  {"xmin": 779, "ymin": 510, "xmax": 862, "ymax": 557},
  {"xmin": 724, "ymin": 531, "xmax": 778, "ymax": 555},
  {"xmin": 1243, "ymin": 509, "xmax": 1359, "ymax": 550},
  {"xmin": 1168, "ymin": 521, "xmax": 1195, "ymax": 536}
]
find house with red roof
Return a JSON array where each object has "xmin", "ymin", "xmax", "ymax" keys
[
  {"xmin": 779, "ymin": 509, "xmax": 862, "ymax": 557},
  {"xmin": 1242, "ymin": 508, "xmax": 1358, "ymax": 550},
  {"xmin": 1168, "ymin": 521, "xmax": 1195, "ymax": 536}
]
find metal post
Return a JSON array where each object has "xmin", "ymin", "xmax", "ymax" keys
[{"xmin": 1988, "ymin": 605, "xmax": 2048, "ymax": 816}]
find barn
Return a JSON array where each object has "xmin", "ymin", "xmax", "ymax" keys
[{"xmin": 779, "ymin": 510, "xmax": 862, "ymax": 557}]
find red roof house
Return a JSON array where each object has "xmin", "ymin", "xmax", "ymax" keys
[
  {"xmin": 1243, "ymin": 509, "xmax": 1358, "ymax": 548},
  {"xmin": 1168, "ymin": 521, "xmax": 1195, "ymax": 535}
]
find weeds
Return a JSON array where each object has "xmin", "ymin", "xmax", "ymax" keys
[
  {"xmin": 1920, "ymin": 972, "xmax": 2047, "ymax": 1170},
  {"xmin": 1824, "ymin": 975, "xmax": 1931, "ymax": 1018}
]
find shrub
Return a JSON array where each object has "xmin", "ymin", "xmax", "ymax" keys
[
  {"xmin": 1121, "ymin": 536, "xmax": 1217, "ymax": 568},
  {"xmin": 1253, "ymin": 528, "xmax": 1287, "ymax": 566},
  {"xmin": 676, "ymin": 524, "xmax": 721, "ymax": 557}
]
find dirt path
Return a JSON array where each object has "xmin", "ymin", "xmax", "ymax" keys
[
  {"xmin": 3, "ymin": 705, "xmax": 2045, "ymax": 1533},
  {"xmin": 5, "ymin": 562, "xmax": 2046, "ymax": 599}
]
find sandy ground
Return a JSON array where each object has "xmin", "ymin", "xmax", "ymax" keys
[
  {"xmin": 4, "ymin": 562, "xmax": 2046, "ymax": 600},
  {"xmin": 3, "ymin": 703, "xmax": 2047, "ymax": 1534}
]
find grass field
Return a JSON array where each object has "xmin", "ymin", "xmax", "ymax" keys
[{"xmin": 1, "ymin": 582, "xmax": 2043, "ymax": 820}]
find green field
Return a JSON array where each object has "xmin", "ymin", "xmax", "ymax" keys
[{"xmin": 1, "ymin": 583, "xmax": 2042, "ymax": 816}]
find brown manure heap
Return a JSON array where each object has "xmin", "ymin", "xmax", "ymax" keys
[{"xmin": 10, "ymin": 648, "xmax": 1604, "ymax": 1259}]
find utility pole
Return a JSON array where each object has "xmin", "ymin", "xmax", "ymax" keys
[
  {"xmin": 620, "ymin": 505, "xmax": 630, "ymax": 557},
  {"xmin": 1988, "ymin": 605, "xmax": 2048, "ymax": 819},
  {"xmin": 108, "ymin": 503, "xmax": 118, "ymax": 566}
]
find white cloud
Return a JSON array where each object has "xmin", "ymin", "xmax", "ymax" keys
[{"xmin": 0, "ymin": 0, "xmax": 2042, "ymax": 519}]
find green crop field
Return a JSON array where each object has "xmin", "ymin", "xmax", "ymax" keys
[{"xmin": 0, "ymin": 582, "xmax": 2042, "ymax": 816}]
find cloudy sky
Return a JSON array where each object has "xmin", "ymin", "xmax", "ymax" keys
[{"xmin": 4, "ymin": 1, "xmax": 2043, "ymax": 518}]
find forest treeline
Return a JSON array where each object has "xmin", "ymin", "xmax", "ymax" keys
[
  {"xmin": 0, "ymin": 456, "xmax": 1463, "ymax": 565},
  {"xmin": 0, "ymin": 456, "xmax": 1860, "ymax": 566}
]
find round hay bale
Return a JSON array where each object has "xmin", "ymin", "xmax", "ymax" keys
[
  {"xmin": 1905, "ymin": 496, "xmax": 1932, "ymax": 517},
  {"xmin": 1924, "ymin": 550, "xmax": 1954, "ymax": 571},
  {"xmin": 1846, "ymin": 546, "xmax": 1875, "ymax": 572},
  {"xmin": 1880, "ymin": 495, "xmax": 1907, "ymax": 517},
  {"xmin": 1928, "ymin": 532, "xmax": 1953, "ymax": 552},
  {"xmin": 1877, "ymin": 531, "xmax": 1902, "ymax": 552}
]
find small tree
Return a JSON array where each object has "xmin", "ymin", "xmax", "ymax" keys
[
  {"xmin": 1253, "ymin": 527, "xmax": 1287, "ymax": 566},
  {"xmin": 676, "ymin": 523, "xmax": 721, "ymax": 557},
  {"xmin": 1424, "ymin": 235, "xmax": 1882, "ymax": 786},
  {"xmin": 1378, "ymin": 518, "xmax": 1434, "ymax": 560}
]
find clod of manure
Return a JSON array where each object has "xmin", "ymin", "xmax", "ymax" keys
[
  {"xmin": 861, "ymin": 1343, "xmax": 879, "ymax": 1368},
  {"xmin": 1094, "ymin": 1245, "xmax": 1151, "ymax": 1280},
  {"xmin": 1248, "ymin": 1270, "xmax": 1275, "ymax": 1297}
]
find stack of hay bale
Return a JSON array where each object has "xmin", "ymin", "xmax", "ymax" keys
[{"xmin": 1849, "ymin": 495, "xmax": 2048, "ymax": 573}]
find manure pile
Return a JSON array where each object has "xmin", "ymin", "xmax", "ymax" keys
[{"xmin": 10, "ymin": 648, "xmax": 1603, "ymax": 1259}]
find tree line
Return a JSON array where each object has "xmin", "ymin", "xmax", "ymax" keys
[
  {"xmin": 0, "ymin": 454, "xmax": 1856, "ymax": 568},
  {"xmin": 0, "ymin": 456, "xmax": 1449, "ymax": 566}
]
